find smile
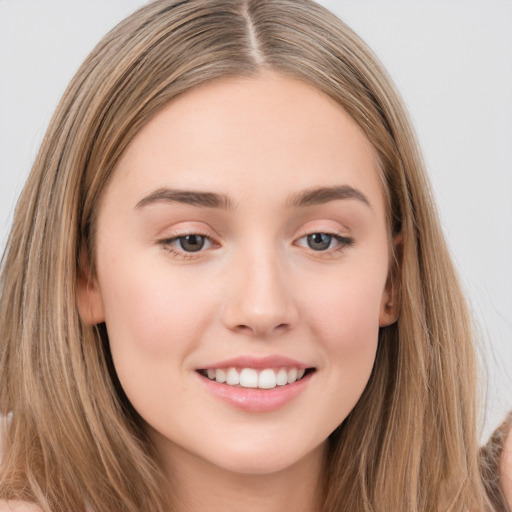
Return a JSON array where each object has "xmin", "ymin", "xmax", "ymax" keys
[
  {"xmin": 197, "ymin": 365, "xmax": 315, "ymax": 412},
  {"xmin": 198, "ymin": 367, "xmax": 309, "ymax": 389}
]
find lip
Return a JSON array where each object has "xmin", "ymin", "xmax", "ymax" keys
[
  {"xmin": 198, "ymin": 355, "xmax": 310, "ymax": 370},
  {"xmin": 196, "ymin": 367, "xmax": 315, "ymax": 413}
]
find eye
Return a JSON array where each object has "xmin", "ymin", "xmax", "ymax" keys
[
  {"xmin": 307, "ymin": 233, "xmax": 333, "ymax": 251},
  {"xmin": 176, "ymin": 234, "xmax": 207, "ymax": 252},
  {"xmin": 159, "ymin": 232, "xmax": 214, "ymax": 257},
  {"xmin": 296, "ymin": 232, "xmax": 353, "ymax": 252}
]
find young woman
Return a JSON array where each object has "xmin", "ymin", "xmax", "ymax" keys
[{"xmin": 0, "ymin": 1, "xmax": 510, "ymax": 511}]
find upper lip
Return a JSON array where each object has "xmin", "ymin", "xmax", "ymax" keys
[{"xmin": 198, "ymin": 355, "xmax": 312, "ymax": 370}]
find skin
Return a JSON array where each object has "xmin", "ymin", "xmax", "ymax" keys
[
  {"xmin": 77, "ymin": 72, "xmax": 399, "ymax": 511},
  {"xmin": 2, "ymin": 72, "xmax": 509, "ymax": 512},
  {"xmin": 2, "ymin": 72, "xmax": 510, "ymax": 512}
]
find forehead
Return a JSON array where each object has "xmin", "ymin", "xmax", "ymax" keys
[{"xmin": 107, "ymin": 72, "xmax": 385, "ymax": 214}]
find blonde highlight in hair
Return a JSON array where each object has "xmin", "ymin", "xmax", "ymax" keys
[{"xmin": 0, "ymin": 1, "xmax": 499, "ymax": 510}]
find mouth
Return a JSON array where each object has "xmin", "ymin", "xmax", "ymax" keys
[{"xmin": 197, "ymin": 366, "xmax": 315, "ymax": 390}]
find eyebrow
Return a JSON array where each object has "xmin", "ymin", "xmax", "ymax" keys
[
  {"xmin": 135, "ymin": 188, "xmax": 234, "ymax": 210},
  {"xmin": 286, "ymin": 185, "xmax": 370, "ymax": 208},
  {"xmin": 135, "ymin": 184, "xmax": 370, "ymax": 211}
]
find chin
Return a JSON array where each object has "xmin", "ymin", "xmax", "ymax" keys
[
  {"xmin": 220, "ymin": 456, "xmax": 296, "ymax": 475},
  {"xmin": 206, "ymin": 438, "xmax": 326, "ymax": 476}
]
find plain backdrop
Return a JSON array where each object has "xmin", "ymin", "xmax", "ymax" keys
[{"xmin": 0, "ymin": 0, "xmax": 511, "ymax": 441}]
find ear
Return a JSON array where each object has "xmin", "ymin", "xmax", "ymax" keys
[
  {"xmin": 76, "ymin": 245, "xmax": 105, "ymax": 325},
  {"xmin": 379, "ymin": 233, "xmax": 402, "ymax": 327}
]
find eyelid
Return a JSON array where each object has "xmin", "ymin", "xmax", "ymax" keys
[
  {"xmin": 157, "ymin": 229, "xmax": 219, "ymax": 259},
  {"xmin": 293, "ymin": 221, "xmax": 354, "ymax": 255},
  {"xmin": 155, "ymin": 221, "xmax": 354, "ymax": 259},
  {"xmin": 294, "ymin": 232, "xmax": 353, "ymax": 249}
]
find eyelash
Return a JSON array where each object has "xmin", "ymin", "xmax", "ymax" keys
[
  {"xmin": 158, "ymin": 231, "xmax": 354, "ymax": 259},
  {"xmin": 158, "ymin": 231, "xmax": 213, "ymax": 260},
  {"xmin": 296, "ymin": 232, "xmax": 354, "ymax": 254}
]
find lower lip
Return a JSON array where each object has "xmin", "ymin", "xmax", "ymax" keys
[{"xmin": 197, "ymin": 371, "xmax": 314, "ymax": 412}]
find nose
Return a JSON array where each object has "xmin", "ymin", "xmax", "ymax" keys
[{"xmin": 221, "ymin": 247, "xmax": 299, "ymax": 338}]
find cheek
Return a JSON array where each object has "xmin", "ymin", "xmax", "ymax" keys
[
  {"xmin": 303, "ymin": 269, "xmax": 384, "ymax": 345},
  {"xmin": 97, "ymin": 262, "xmax": 220, "ymax": 425},
  {"xmin": 299, "ymin": 268, "xmax": 385, "ymax": 407},
  {"xmin": 98, "ymin": 260, "xmax": 216, "ymax": 364}
]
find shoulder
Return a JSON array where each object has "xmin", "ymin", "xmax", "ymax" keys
[
  {"xmin": 0, "ymin": 501, "xmax": 42, "ymax": 512},
  {"xmin": 501, "ymin": 421, "xmax": 512, "ymax": 509}
]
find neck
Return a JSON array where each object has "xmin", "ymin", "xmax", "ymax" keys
[{"xmin": 156, "ymin": 439, "xmax": 327, "ymax": 512}]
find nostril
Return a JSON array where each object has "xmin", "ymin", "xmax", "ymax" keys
[
  {"xmin": 274, "ymin": 323, "xmax": 291, "ymax": 333},
  {"xmin": 221, "ymin": 289, "xmax": 299, "ymax": 336},
  {"xmin": 233, "ymin": 324, "xmax": 252, "ymax": 332},
  {"xmin": 236, "ymin": 322, "xmax": 291, "ymax": 337}
]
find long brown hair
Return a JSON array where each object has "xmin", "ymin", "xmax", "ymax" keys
[{"xmin": 0, "ymin": 1, "xmax": 497, "ymax": 510}]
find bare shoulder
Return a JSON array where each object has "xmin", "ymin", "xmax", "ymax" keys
[
  {"xmin": 502, "ymin": 423, "xmax": 512, "ymax": 509},
  {"xmin": 0, "ymin": 501, "xmax": 42, "ymax": 512}
]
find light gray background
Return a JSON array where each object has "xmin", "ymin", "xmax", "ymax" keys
[{"xmin": 0, "ymin": 0, "xmax": 511, "ymax": 441}]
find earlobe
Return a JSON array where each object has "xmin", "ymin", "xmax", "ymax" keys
[
  {"xmin": 76, "ymin": 246, "xmax": 105, "ymax": 325},
  {"xmin": 379, "ymin": 233, "xmax": 402, "ymax": 327},
  {"xmin": 379, "ymin": 294, "xmax": 399, "ymax": 327}
]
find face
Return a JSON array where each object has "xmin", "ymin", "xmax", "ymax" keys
[{"xmin": 78, "ymin": 73, "xmax": 397, "ymax": 478}]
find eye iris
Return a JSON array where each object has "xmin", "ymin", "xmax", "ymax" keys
[
  {"xmin": 307, "ymin": 233, "xmax": 332, "ymax": 251},
  {"xmin": 179, "ymin": 235, "xmax": 205, "ymax": 252}
]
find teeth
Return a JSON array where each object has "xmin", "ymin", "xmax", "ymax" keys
[
  {"xmin": 258, "ymin": 369, "xmax": 277, "ymax": 389},
  {"xmin": 276, "ymin": 368, "xmax": 288, "ymax": 386},
  {"xmin": 240, "ymin": 368, "xmax": 258, "ymax": 388},
  {"xmin": 207, "ymin": 367, "xmax": 308, "ymax": 389},
  {"xmin": 226, "ymin": 368, "xmax": 240, "ymax": 385},
  {"xmin": 287, "ymin": 368, "xmax": 297, "ymax": 384}
]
